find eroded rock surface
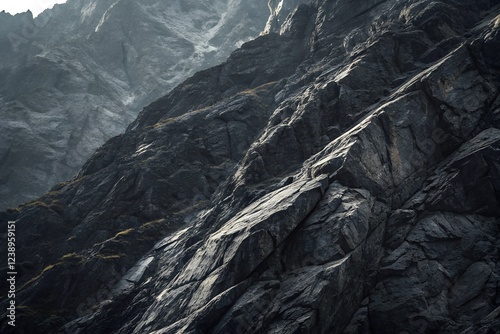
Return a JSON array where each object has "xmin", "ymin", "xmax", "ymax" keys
[
  {"xmin": 1, "ymin": 0, "xmax": 499, "ymax": 333},
  {"xmin": 0, "ymin": 0, "xmax": 272, "ymax": 210}
]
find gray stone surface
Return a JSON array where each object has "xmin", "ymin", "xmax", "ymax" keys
[
  {"xmin": 0, "ymin": 0, "xmax": 272, "ymax": 210},
  {"xmin": 1, "ymin": 0, "xmax": 499, "ymax": 333}
]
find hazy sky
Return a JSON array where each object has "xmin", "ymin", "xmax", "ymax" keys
[{"xmin": 0, "ymin": 0, "xmax": 67, "ymax": 17}]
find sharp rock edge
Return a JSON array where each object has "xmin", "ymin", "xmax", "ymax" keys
[{"xmin": 1, "ymin": 0, "xmax": 500, "ymax": 333}]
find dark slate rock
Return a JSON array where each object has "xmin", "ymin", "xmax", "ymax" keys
[{"xmin": 1, "ymin": 1, "xmax": 500, "ymax": 333}]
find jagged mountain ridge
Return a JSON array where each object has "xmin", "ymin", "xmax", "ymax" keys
[
  {"xmin": 0, "ymin": 0, "xmax": 277, "ymax": 210},
  {"xmin": 1, "ymin": 0, "xmax": 500, "ymax": 333}
]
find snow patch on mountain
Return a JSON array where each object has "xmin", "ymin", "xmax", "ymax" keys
[
  {"xmin": 81, "ymin": 1, "xmax": 96, "ymax": 20},
  {"xmin": 95, "ymin": 0, "xmax": 120, "ymax": 33}
]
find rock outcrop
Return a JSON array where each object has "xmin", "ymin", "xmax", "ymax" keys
[
  {"xmin": 0, "ymin": 0, "xmax": 271, "ymax": 210},
  {"xmin": 1, "ymin": 0, "xmax": 499, "ymax": 333}
]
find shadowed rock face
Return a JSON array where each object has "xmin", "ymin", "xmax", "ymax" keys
[
  {"xmin": 1, "ymin": 0, "xmax": 500, "ymax": 333},
  {"xmin": 0, "ymin": 0, "xmax": 274, "ymax": 211}
]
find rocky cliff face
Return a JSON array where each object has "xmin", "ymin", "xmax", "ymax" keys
[
  {"xmin": 1, "ymin": 0, "xmax": 500, "ymax": 333},
  {"xmin": 0, "ymin": 0, "xmax": 272, "ymax": 210}
]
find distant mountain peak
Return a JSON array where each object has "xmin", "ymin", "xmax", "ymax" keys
[{"xmin": 0, "ymin": 0, "xmax": 271, "ymax": 210}]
